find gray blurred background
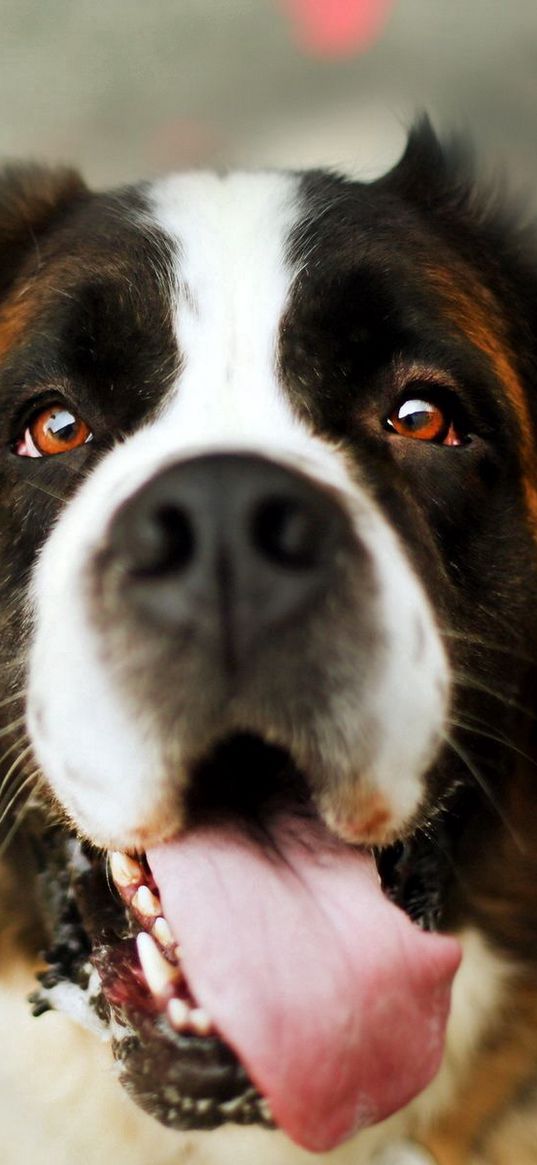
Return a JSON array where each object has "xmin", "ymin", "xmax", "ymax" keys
[{"xmin": 1, "ymin": 0, "xmax": 536, "ymax": 190}]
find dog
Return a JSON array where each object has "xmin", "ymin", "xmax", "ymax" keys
[{"xmin": 0, "ymin": 117, "xmax": 536, "ymax": 1165}]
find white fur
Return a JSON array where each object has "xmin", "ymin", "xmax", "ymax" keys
[
  {"xmin": 370, "ymin": 1144, "xmax": 437, "ymax": 1165},
  {"xmin": 27, "ymin": 170, "xmax": 448, "ymax": 849}
]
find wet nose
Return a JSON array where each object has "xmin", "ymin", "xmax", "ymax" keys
[{"xmin": 108, "ymin": 453, "xmax": 352, "ymax": 667}]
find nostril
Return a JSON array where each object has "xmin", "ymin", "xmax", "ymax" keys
[
  {"xmin": 251, "ymin": 497, "xmax": 322, "ymax": 570},
  {"xmin": 130, "ymin": 504, "xmax": 196, "ymax": 577}
]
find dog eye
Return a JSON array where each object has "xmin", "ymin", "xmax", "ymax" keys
[
  {"xmin": 13, "ymin": 404, "xmax": 93, "ymax": 458},
  {"xmin": 386, "ymin": 395, "xmax": 463, "ymax": 446}
]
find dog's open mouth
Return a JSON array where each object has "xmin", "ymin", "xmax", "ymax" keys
[{"xmin": 28, "ymin": 736, "xmax": 461, "ymax": 1153}]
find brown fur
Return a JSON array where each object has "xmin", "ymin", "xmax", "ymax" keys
[
  {"xmin": 421, "ymin": 980, "xmax": 537, "ymax": 1163},
  {"xmin": 426, "ymin": 264, "xmax": 537, "ymax": 529}
]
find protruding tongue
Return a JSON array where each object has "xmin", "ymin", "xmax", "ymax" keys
[{"xmin": 147, "ymin": 816, "xmax": 460, "ymax": 1152}]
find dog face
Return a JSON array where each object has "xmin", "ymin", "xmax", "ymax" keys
[
  {"xmin": 2, "ymin": 122, "xmax": 537, "ymax": 1152},
  {"xmin": 27, "ymin": 168, "xmax": 450, "ymax": 853}
]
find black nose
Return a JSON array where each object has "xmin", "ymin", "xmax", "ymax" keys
[{"xmin": 108, "ymin": 454, "xmax": 352, "ymax": 667}]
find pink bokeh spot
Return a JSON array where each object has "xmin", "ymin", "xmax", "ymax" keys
[{"xmin": 279, "ymin": 0, "xmax": 395, "ymax": 56}]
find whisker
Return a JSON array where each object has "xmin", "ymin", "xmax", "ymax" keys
[
  {"xmin": 0, "ymin": 771, "xmax": 38, "ymax": 829},
  {"xmin": 452, "ymin": 671, "xmax": 537, "ymax": 722},
  {"xmin": 442, "ymin": 628, "xmax": 536, "ymax": 666},
  {"xmin": 0, "ymin": 734, "xmax": 30, "ymax": 781},
  {"xmin": 414, "ymin": 816, "xmax": 482, "ymax": 900},
  {"xmin": 0, "ymin": 690, "xmax": 25, "ymax": 710},
  {"xmin": 414, "ymin": 819, "xmax": 463, "ymax": 877},
  {"xmin": 0, "ymin": 773, "xmax": 44, "ymax": 856},
  {"xmin": 0, "ymin": 743, "xmax": 34, "ymax": 804},
  {"xmin": 0, "ymin": 657, "xmax": 28, "ymax": 673},
  {"xmin": 443, "ymin": 731, "xmax": 525, "ymax": 853},
  {"xmin": 0, "ymin": 715, "xmax": 27, "ymax": 741},
  {"xmin": 20, "ymin": 478, "xmax": 68, "ymax": 505},
  {"xmin": 451, "ymin": 716, "xmax": 537, "ymax": 771}
]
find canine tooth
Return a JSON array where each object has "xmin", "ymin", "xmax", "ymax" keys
[
  {"xmin": 190, "ymin": 1007, "xmax": 212, "ymax": 1036},
  {"xmin": 136, "ymin": 933, "xmax": 178, "ymax": 1000},
  {"xmin": 132, "ymin": 885, "xmax": 161, "ymax": 918},
  {"xmin": 110, "ymin": 851, "xmax": 142, "ymax": 887},
  {"xmin": 153, "ymin": 916, "xmax": 175, "ymax": 948},
  {"xmin": 167, "ymin": 998, "xmax": 190, "ymax": 1030},
  {"xmin": 258, "ymin": 1097, "xmax": 273, "ymax": 1122}
]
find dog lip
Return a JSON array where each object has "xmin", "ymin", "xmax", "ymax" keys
[
  {"xmin": 183, "ymin": 731, "xmax": 313, "ymax": 830},
  {"xmin": 30, "ymin": 822, "xmax": 271, "ymax": 1133}
]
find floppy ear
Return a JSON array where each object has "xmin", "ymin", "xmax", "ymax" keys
[{"xmin": 0, "ymin": 163, "xmax": 88, "ymax": 296}]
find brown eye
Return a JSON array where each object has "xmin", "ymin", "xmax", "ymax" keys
[
  {"xmin": 15, "ymin": 404, "xmax": 93, "ymax": 458},
  {"xmin": 386, "ymin": 397, "xmax": 463, "ymax": 446}
]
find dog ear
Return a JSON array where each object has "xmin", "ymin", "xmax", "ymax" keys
[
  {"xmin": 0, "ymin": 163, "xmax": 88, "ymax": 297},
  {"xmin": 373, "ymin": 115, "xmax": 534, "ymax": 259},
  {"xmin": 374, "ymin": 117, "xmax": 537, "ymax": 324},
  {"xmin": 372, "ymin": 115, "xmax": 478, "ymax": 218}
]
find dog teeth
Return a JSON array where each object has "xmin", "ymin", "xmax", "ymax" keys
[
  {"xmin": 167, "ymin": 998, "xmax": 191, "ymax": 1030},
  {"xmin": 132, "ymin": 885, "xmax": 161, "ymax": 918},
  {"xmin": 190, "ymin": 1007, "xmax": 213, "ymax": 1036},
  {"xmin": 136, "ymin": 933, "xmax": 180, "ymax": 1001},
  {"xmin": 110, "ymin": 851, "xmax": 142, "ymax": 887},
  {"xmin": 258, "ymin": 1097, "xmax": 273, "ymax": 1123},
  {"xmin": 152, "ymin": 916, "xmax": 175, "ymax": 949},
  {"xmin": 166, "ymin": 998, "xmax": 213, "ymax": 1036}
]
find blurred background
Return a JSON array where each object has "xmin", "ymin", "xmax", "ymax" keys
[{"xmin": 0, "ymin": 0, "xmax": 536, "ymax": 190}]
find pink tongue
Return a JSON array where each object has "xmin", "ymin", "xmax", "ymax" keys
[{"xmin": 147, "ymin": 816, "xmax": 460, "ymax": 1152}]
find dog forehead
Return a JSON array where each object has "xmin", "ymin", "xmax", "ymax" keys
[
  {"xmin": 143, "ymin": 169, "xmax": 317, "ymax": 452},
  {"xmin": 147, "ymin": 169, "xmax": 303, "ymax": 274},
  {"xmin": 147, "ymin": 170, "xmax": 302, "ymax": 358}
]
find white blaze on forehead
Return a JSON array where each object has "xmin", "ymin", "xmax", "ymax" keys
[
  {"xmin": 150, "ymin": 170, "xmax": 307, "ymax": 453},
  {"xmin": 144, "ymin": 171, "xmax": 355, "ymax": 494}
]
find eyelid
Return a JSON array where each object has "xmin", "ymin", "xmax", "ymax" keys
[
  {"xmin": 391, "ymin": 363, "xmax": 469, "ymax": 422},
  {"xmin": 391, "ymin": 359, "xmax": 459, "ymax": 395},
  {"xmin": 10, "ymin": 388, "xmax": 76, "ymax": 442}
]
